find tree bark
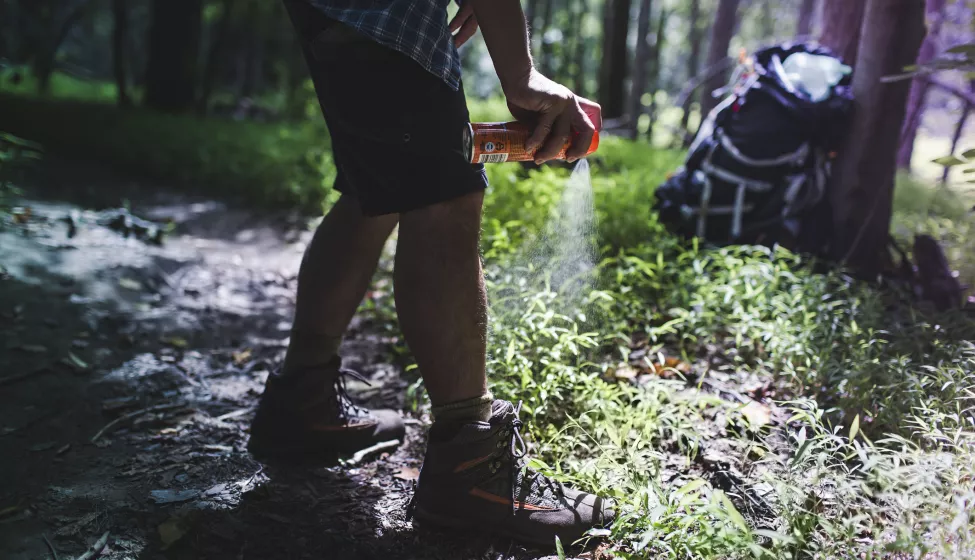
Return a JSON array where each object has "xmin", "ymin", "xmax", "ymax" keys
[
  {"xmin": 829, "ymin": 0, "xmax": 925, "ymax": 275},
  {"xmin": 599, "ymin": 0, "xmax": 632, "ymax": 119},
  {"xmin": 565, "ymin": 0, "xmax": 584, "ymax": 88},
  {"xmin": 112, "ymin": 0, "xmax": 131, "ymax": 107},
  {"xmin": 698, "ymin": 0, "xmax": 742, "ymax": 120},
  {"xmin": 819, "ymin": 0, "xmax": 866, "ymax": 63},
  {"xmin": 761, "ymin": 0, "xmax": 775, "ymax": 41},
  {"xmin": 897, "ymin": 0, "xmax": 947, "ymax": 171},
  {"xmin": 572, "ymin": 0, "xmax": 590, "ymax": 96},
  {"xmin": 627, "ymin": 0, "xmax": 654, "ymax": 138},
  {"xmin": 797, "ymin": 0, "xmax": 818, "ymax": 38},
  {"xmin": 680, "ymin": 0, "xmax": 703, "ymax": 145},
  {"xmin": 526, "ymin": 0, "xmax": 540, "ymax": 36},
  {"xmin": 145, "ymin": 0, "xmax": 204, "ymax": 113},
  {"xmin": 199, "ymin": 0, "xmax": 236, "ymax": 115},
  {"xmin": 34, "ymin": 0, "xmax": 93, "ymax": 95},
  {"xmin": 538, "ymin": 0, "xmax": 557, "ymax": 75},
  {"xmin": 943, "ymin": 79, "xmax": 975, "ymax": 184},
  {"xmin": 645, "ymin": 7, "xmax": 666, "ymax": 141},
  {"xmin": 238, "ymin": 1, "xmax": 266, "ymax": 101},
  {"xmin": 945, "ymin": 102, "xmax": 971, "ymax": 184}
]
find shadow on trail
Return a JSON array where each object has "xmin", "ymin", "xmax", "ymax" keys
[{"xmin": 0, "ymin": 161, "xmax": 545, "ymax": 560}]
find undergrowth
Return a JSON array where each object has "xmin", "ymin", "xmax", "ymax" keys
[{"xmin": 475, "ymin": 158, "xmax": 975, "ymax": 558}]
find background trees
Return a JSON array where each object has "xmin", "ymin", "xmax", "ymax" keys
[{"xmin": 0, "ymin": 0, "xmax": 972, "ymax": 275}]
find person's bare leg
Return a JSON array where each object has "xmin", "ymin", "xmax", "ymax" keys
[
  {"xmin": 283, "ymin": 194, "xmax": 398, "ymax": 373},
  {"xmin": 394, "ymin": 191, "xmax": 489, "ymax": 416}
]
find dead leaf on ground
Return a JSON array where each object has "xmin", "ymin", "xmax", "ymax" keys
[
  {"xmin": 28, "ymin": 441, "xmax": 58, "ymax": 452},
  {"xmin": 12, "ymin": 206, "xmax": 31, "ymax": 224},
  {"xmin": 163, "ymin": 337, "xmax": 188, "ymax": 349},
  {"xmin": 158, "ymin": 515, "xmax": 191, "ymax": 549},
  {"xmin": 232, "ymin": 348, "xmax": 252, "ymax": 365},
  {"xmin": 393, "ymin": 467, "xmax": 420, "ymax": 481},
  {"xmin": 0, "ymin": 503, "xmax": 22, "ymax": 519},
  {"xmin": 648, "ymin": 356, "xmax": 692, "ymax": 377},
  {"xmin": 118, "ymin": 278, "xmax": 143, "ymax": 291},
  {"xmin": 740, "ymin": 401, "xmax": 772, "ymax": 429},
  {"xmin": 150, "ymin": 489, "xmax": 201, "ymax": 504},
  {"xmin": 604, "ymin": 364, "xmax": 640, "ymax": 382},
  {"xmin": 55, "ymin": 512, "xmax": 100, "ymax": 536},
  {"xmin": 62, "ymin": 351, "xmax": 89, "ymax": 372}
]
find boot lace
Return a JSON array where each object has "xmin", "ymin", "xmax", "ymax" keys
[
  {"xmin": 334, "ymin": 366, "xmax": 373, "ymax": 421},
  {"xmin": 503, "ymin": 401, "xmax": 564, "ymax": 515}
]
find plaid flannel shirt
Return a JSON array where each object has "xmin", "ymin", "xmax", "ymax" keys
[{"xmin": 306, "ymin": 0, "xmax": 462, "ymax": 91}]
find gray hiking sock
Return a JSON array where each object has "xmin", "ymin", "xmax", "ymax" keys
[
  {"xmin": 282, "ymin": 330, "xmax": 342, "ymax": 376},
  {"xmin": 431, "ymin": 393, "xmax": 494, "ymax": 425}
]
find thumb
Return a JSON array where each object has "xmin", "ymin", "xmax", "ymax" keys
[{"xmin": 526, "ymin": 108, "xmax": 557, "ymax": 153}]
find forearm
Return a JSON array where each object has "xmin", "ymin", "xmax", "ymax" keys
[{"xmin": 471, "ymin": 0, "xmax": 534, "ymax": 90}]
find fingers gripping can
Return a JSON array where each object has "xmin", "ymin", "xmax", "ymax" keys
[{"xmin": 463, "ymin": 122, "xmax": 600, "ymax": 164}]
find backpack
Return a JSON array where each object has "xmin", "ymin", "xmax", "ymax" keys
[{"xmin": 655, "ymin": 42, "xmax": 855, "ymax": 254}]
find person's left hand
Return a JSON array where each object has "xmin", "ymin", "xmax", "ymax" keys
[{"xmin": 449, "ymin": 0, "xmax": 478, "ymax": 47}]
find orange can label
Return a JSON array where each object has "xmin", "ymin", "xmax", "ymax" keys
[
  {"xmin": 464, "ymin": 122, "xmax": 599, "ymax": 164},
  {"xmin": 466, "ymin": 122, "xmax": 532, "ymax": 164}
]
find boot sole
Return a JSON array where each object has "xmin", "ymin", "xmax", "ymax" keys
[{"xmin": 411, "ymin": 507, "xmax": 587, "ymax": 549}]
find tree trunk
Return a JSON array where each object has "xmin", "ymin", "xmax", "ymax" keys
[
  {"xmin": 627, "ymin": 0, "xmax": 654, "ymax": 138},
  {"xmin": 680, "ymin": 0, "xmax": 703, "ymax": 145},
  {"xmin": 698, "ymin": 0, "xmax": 741, "ymax": 120},
  {"xmin": 645, "ymin": 8, "xmax": 666, "ymax": 141},
  {"xmin": 145, "ymin": 0, "xmax": 203, "ymax": 113},
  {"xmin": 239, "ymin": 1, "xmax": 266, "ymax": 102},
  {"xmin": 945, "ymin": 102, "xmax": 971, "ymax": 184},
  {"xmin": 112, "ymin": 0, "xmax": 131, "ymax": 107},
  {"xmin": 0, "ymin": 1, "xmax": 10, "ymax": 60},
  {"xmin": 538, "ymin": 0, "xmax": 557, "ymax": 75},
  {"xmin": 819, "ymin": 0, "xmax": 866, "ymax": 63},
  {"xmin": 34, "ymin": 0, "xmax": 92, "ymax": 95},
  {"xmin": 944, "ymin": 80, "xmax": 975, "ymax": 184},
  {"xmin": 897, "ymin": 0, "xmax": 947, "ymax": 171},
  {"xmin": 572, "ymin": 0, "xmax": 590, "ymax": 96},
  {"xmin": 599, "ymin": 0, "xmax": 632, "ymax": 119},
  {"xmin": 198, "ymin": 0, "xmax": 236, "ymax": 115},
  {"xmin": 829, "ymin": 0, "xmax": 925, "ymax": 275},
  {"xmin": 565, "ymin": 0, "xmax": 584, "ymax": 88},
  {"xmin": 761, "ymin": 0, "xmax": 775, "ymax": 41},
  {"xmin": 526, "ymin": 0, "xmax": 540, "ymax": 35},
  {"xmin": 797, "ymin": 0, "xmax": 818, "ymax": 38}
]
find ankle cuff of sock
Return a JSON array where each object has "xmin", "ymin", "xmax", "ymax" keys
[
  {"xmin": 431, "ymin": 393, "xmax": 494, "ymax": 424},
  {"xmin": 282, "ymin": 331, "xmax": 342, "ymax": 376}
]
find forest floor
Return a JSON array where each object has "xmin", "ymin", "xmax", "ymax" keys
[
  {"xmin": 0, "ymin": 159, "xmax": 588, "ymax": 560},
  {"xmin": 4, "ymin": 156, "xmax": 947, "ymax": 560}
]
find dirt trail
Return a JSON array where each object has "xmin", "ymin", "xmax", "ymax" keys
[{"xmin": 0, "ymin": 161, "xmax": 551, "ymax": 560}]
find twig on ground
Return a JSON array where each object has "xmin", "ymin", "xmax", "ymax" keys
[
  {"xmin": 42, "ymin": 534, "xmax": 59, "ymax": 560},
  {"xmin": 215, "ymin": 408, "xmax": 252, "ymax": 422},
  {"xmin": 90, "ymin": 402, "xmax": 186, "ymax": 443},
  {"xmin": 75, "ymin": 531, "xmax": 109, "ymax": 560},
  {"xmin": 345, "ymin": 440, "xmax": 401, "ymax": 466}
]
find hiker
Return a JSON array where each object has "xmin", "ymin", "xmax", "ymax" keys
[{"xmin": 247, "ymin": 0, "xmax": 614, "ymax": 548}]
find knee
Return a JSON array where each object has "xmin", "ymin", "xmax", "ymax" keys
[{"xmin": 400, "ymin": 191, "xmax": 484, "ymax": 239}]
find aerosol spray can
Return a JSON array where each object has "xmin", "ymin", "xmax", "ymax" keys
[{"xmin": 463, "ymin": 123, "xmax": 600, "ymax": 164}]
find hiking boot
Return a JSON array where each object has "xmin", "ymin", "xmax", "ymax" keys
[
  {"xmin": 248, "ymin": 357, "xmax": 405, "ymax": 462},
  {"xmin": 408, "ymin": 400, "xmax": 614, "ymax": 548}
]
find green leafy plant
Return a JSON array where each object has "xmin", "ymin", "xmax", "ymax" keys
[{"xmin": 933, "ymin": 148, "xmax": 975, "ymax": 184}]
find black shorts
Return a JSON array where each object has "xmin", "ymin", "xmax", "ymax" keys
[{"xmin": 283, "ymin": 1, "xmax": 489, "ymax": 216}]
